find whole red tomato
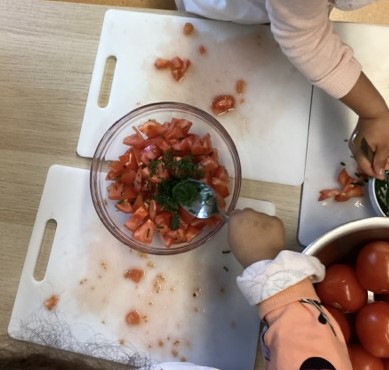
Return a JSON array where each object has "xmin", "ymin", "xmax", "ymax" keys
[
  {"xmin": 323, "ymin": 305, "xmax": 351, "ymax": 343},
  {"xmin": 348, "ymin": 344, "xmax": 384, "ymax": 370},
  {"xmin": 356, "ymin": 301, "xmax": 389, "ymax": 358},
  {"xmin": 356, "ymin": 241, "xmax": 389, "ymax": 293},
  {"xmin": 315, "ymin": 264, "xmax": 367, "ymax": 312}
]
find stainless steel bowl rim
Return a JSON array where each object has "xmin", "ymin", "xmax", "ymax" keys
[{"xmin": 303, "ymin": 217, "xmax": 389, "ymax": 256}]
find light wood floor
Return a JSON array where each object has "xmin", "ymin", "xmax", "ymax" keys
[{"xmin": 49, "ymin": 0, "xmax": 389, "ymax": 24}]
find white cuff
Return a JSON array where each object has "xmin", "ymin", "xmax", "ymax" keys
[{"xmin": 236, "ymin": 250, "xmax": 325, "ymax": 306}]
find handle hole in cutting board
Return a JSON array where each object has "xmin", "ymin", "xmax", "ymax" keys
[
  {"xmin": 33, "ymin": 219, "xmax": 57, "ymax": 282},
  {"xmin": 98, "ymin": 56, "xmax": 117, "ymax": 108}
]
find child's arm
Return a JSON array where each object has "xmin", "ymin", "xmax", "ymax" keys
[
  {"xmin": 228, "ymin": 209, "xmax": 353, "ymax": 370},
  {"xmin": 266, "ymin": 0, "xmax": 389, "ymax": 179}
]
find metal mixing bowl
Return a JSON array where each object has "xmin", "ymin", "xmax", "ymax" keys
[{"xmin": 303, "ymin": 217, "xmax": 389, "ymax": 265}]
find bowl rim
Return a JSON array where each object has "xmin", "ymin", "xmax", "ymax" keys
[
  {"xmin": 367, "ymin": 177, "xmax": 388, "ymax": 217},
  {"xmin": 303, "ymin": 216, "xmax": 389, "ymax": 256},
  {"xmin": 90, "ymin": 101, "xmax": 242, "ymax": 255}
]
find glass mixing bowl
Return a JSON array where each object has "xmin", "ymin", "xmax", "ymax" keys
[{"xmin": 90, "ymin": 102, "xmax": 241, "ymax": 255}]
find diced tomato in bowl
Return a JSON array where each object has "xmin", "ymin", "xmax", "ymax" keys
[{"xmin": 90, "ymin": 102, "xmax": 241, "ymax": 255}]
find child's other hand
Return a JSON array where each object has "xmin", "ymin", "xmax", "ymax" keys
[
  {"xmin": 351, "ymin": 112, "xmax": 389, "ymax": 179},
  {"xmin": 228, "ymin": 208, "xmax": 285, "ymax": 268}
]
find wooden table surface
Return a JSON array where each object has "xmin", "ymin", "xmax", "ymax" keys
[{"xmin": 0, "ymin": 0, "xmax": 387, "ymax": 368}]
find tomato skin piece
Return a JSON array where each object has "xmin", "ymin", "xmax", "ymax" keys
[
  {"xmin": 348, "ymin": 344, "xmax": 384, "ymax": 370},
  {"xmin": 323, "ymin": 305, "xmax": 351, "ymax": 343},
  {"xmin": 356, "ymin": 301, "xmax": 389, "ymax": 358},
  {"xmin": 315, "ymin": 264, "xmax": 368, "ymax": 313},
  {"xmin": 356, "ymin": 241, "xmax": 389, "ymax": 294}
]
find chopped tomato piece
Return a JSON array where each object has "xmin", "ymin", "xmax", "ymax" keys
[
  {"xmin": 134, "ymin": 167, "xmax": 143, "ymax": 192},
  {"xmin": 123, "ymin": 132, "xmax": 146, "ymax": 148},
  {"xmin": 125, "ymin": 206, "xmax": 148, "ymax": 231},
  {"xmin": 185, "ymin": 224, "xmax": 203, "ymax": 242},
  {"xmin": 107, "ymin": 182, "xmax": 124, "ymax": 200},
  {"xmin": 337, "ymin": 168, "xmax": 350, "ymax": 186},
  {"xmin": 318, "ymin": 168, "xmax": 364, "ymax": 202},
  {"xmin": 121, "ymin": 185, "xmax": 138, "ymax": 201},
  {"xmin": 120, "ymin": 170, "xmax": 136, "ymax": 185},
  {"xmin": 154, "ymin": 212, "xmax": 172, "ymax": 233},
  {"xmin": 123, "ymin": 268, "xmax": 144, "ymax": 283},
  {"xmin": 132, "ymin": 193, "xmax": 145, "ymax": 212},
  {"xmin": 133, "ymin": 219, "xmax": 156, "ymax": 244},
  {"xmin": 213, "ymin": 165, "xmax": 229, "ymax": 181},
  {"xmin": 211, "ymin": 177, "xmax": 230, "ymax": 198},
  {"xmin": 154, "ymin": 58, "xmax": 171, "ymax": 69},
  {"xmin": 199, "ymin": 156, "xmax": 219, "ymax": 173},
  {"xmin": 159, "ymin": 232, "xmax": 173, "ymax": 248},
  {"xmin": 170, "ymin": 57, "xmax": 191, "ymax": 81},
  {"xmin": 139, "ymin": 119, "xmax": 167, "ymax": 138},
  {"xmin": 154, "ymin": 137, "xmax": 171, "ymax": 152},
  {"xmin": 148, "ymin": 199, "xmax": 157, "ymax": 220},
  {"xmin": 178, "ymin": 207, "xmax": 196, "ymax": 224},
  {"xmin": 108, "ymin": 160, "xmax": 125, "ymax": 173},
  {"xmin": 115, "ymin": 200, "xmax": 133, "ymax": 213},
  {"xmin": 183, "ymin": 22, "xmax": 194, "ymax": 36},
  {"xmin": 318, "ymin": 188, "xmax": 341, "ymax": 201},
  {"xmin": 335, "ymin": 183, "xmax": 364, "ymax": 202},
  {"xmin": 165, "ymin": 227, "xmax": 186, "ymax": 244},
  {"xmin": 171, "ymin": 118, "xmax": 192, "ymax": 135},
  {"xmin": 211, "ymin": 95, "xmax": 235, "ymax": 115}
]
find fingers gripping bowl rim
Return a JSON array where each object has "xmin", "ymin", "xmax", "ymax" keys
[{"xmin": 90, "ymin": 102, "xmax": 242, "ymax": 255}]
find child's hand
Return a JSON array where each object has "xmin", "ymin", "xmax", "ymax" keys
[
  {"xmin": 228, "ymin": 208, "xmax": 285, "ymax": 268},
  {"xmin": 351, "ymin": 112, "xmax": 389, "ymax": 179},
  {"xmin": 341, "ymin": 72, "xmax": 389, "ymax": 180}
]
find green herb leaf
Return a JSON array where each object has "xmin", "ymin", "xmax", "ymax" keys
[
  {"xmin": 171, "ymin": 212, "xmax": 180, "ymax": 230},
  {"xmin": 172, "ymin": 179, "xmax": 200, "ymax": 207}
]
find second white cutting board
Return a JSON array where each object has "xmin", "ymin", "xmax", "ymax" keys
[
  {"xmin": 77, "ymin": 9, "xmax": 312, "ymax": 186},
  {"xmin": 9, "ymin": 164, "xmax": 276, "ymax": 370}
]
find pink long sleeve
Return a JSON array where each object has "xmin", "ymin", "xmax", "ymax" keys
[
  {"xmin": 265, "ymin": 0, "xmax": 362, "ymax": 98},
  {"xmin": 259, "ymin": 279, "xmax": 353, "ymax": 370}
]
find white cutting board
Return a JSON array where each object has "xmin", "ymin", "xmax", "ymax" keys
[
  {"xmin": 77, "ymin": 9, "xmax": 312, "ymax": 186},
  {"xmin": 9, "ymin": 164, "xmax": 276, "ymax": 369},
  {"xmin": 298, "ymin": 23, "xmax": 389, "ymax": 246}
]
